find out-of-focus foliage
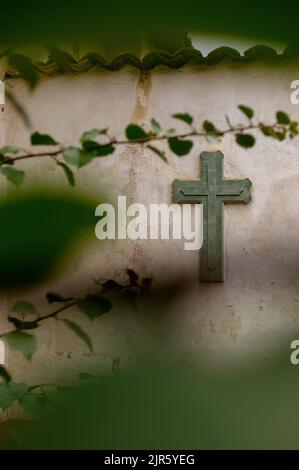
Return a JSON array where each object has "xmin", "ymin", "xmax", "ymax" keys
[
  {"xmin": 6, "ymin": 351, "xmax": 299, "ymax": 450},
  {"xmin": 0, "ymin": 191, "xmax": 96, "ymax": 287},
  {"xmin": 1, "ymin": 106, "xmax": 297, "ymax": 187},
  {"xmin": 0, "ymin": 0, "xmax": 298, "ymax": 48}
]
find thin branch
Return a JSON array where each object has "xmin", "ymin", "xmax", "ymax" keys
[
  {"xmin": 0, "ymin": 301, "xmax": 77, "ymax": 338},
  {"xmin": 0, "ymin": 121, "xmax": 287, "ymax": 167}
]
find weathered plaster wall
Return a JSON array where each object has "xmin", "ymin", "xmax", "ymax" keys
[{"xmin": 2, "ymin": 61, "xmax": 299, "ymax": 385}]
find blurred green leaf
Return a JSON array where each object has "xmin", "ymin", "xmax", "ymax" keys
[
  {"xmin": 0, "ymin": 146, "xmax": 20, "ymax": 155},
  {"xmin": 43, "ymin": 389, "xmax": 63, "ymax": 406},
  {"xmin": 79, "ymin": 372, "xmax": 96, "ymax": 380},
  {"xmin": 9, "ymin": 53, "xmax": 38, "ymax": 88},
  {"xmin": 0, "ymin": 1, "xmax": 297, "ymax": 47},
  {"xmin": 31, "ymin": 132, "xmax": 57, "ymax": 146},
  {"xmin": 5, "ymin": 90, "xmax": 32, "ymax": 128},
  {"xmin": 8, "ymin": 316, "xmax": 38, "ymax": 330},
  {"xmin": 80, "ymin": 128, "xmax": 107, "ymax": 147},
  {"xmin": 46, "ymin": 44, "xmax": 76, "ymax": 71},
  {"xmin": 165, "ymin": 128, "xmax": 176, "ymax": 136},
  {"xmin": 172, "ymin": 113, "xmax": 193, "ymax": 125},
  {"xmin": 238, "ymin": 105, "xmax": 254, "ymax": 119},
  {"xmin": 275, "ymin": 131, "xmax": 286, "ymax": 141},
  {"xmin": 11, "ymin": 301, "xmax": 37, "ymax": 316},
  {"xmin": 92, "ymin": 144, "xmax": 115, "ymax": 157},
  {"xmin": 0, "ymin": 154, "xmax": 12, "ymax": 164},
  {"xmin": 202, "ymin": 120, "xmax": 217, "ymax": 133},
  {"xmin": 126, "ymin": 124, "xmax": 148, "ymax": 141},
  {"xmin": 77, "ymin": 296, "xmax": 112, "ymax": 320},
  {"xmin": 276, "ymin": 111, "xmax": 290, "ymax": 125},
  {"xmin": 46, "ymin": 292, "xmax": 68, "ymax": 303},
  {"xmin": 260, "ymin": 125, "xmax": 276, "ymax": 137},
  {"xmin": 168, "ymin": 138, "xmax": 193, "ymax": 156},
  {"xmin": 150, "ymin": 118, "xmax": 161, "ymax": 135},
  {"xmin": 236, "ymin": 133, "xmax": 255, "ymax": 148},
  {"xmin": 63, "ymin": 319, "xmax": 93, "ymax": 352},
  {"xmin": 63, "ymin": 147, "xmax": 93, "ymax": 168},
  {"xmin": 0, "ymin": 382, "xmax": 28, "ymax": 411},
  {"xmin": 57, "ymin": 162, "xmax": 75, "ymax": 186},
  {"xmin": 112, "ymin": 357, "xmax": 121, "ymax": 376},
  {"xmin": 147, "ymin": 144, "xmax": 168, "ymax": 163},
  {"xmin": 102, "ymin": 279, "xmax": 122, "ymax": 291},
  {"xmin": 289, "ymin": 121, "xmax": 298, "ymax": 138},
  {"xmin": 127, "ymin": 268, "xmax": 139, "ymax": 285},
  {"xmin": 0, "ymin": 192, "xmax": 94, "ymax": 287},
  {"xmin": 202, "ymin": 120, "xmax": 222, "ymax": 143},
  {"xmin": 0, "ymin": 366, "xmax": 11, "ymax": 384},
  {"xmin": 3, "ymin": 332, "xmax": 37, "ymax": 360},
  {"xmin": 1, "ymin": 167, "xmax": 25, "ymax": 187},
  {"xmin": 19, "ymin": 393, "xmax": 47, "ymax": 418}
]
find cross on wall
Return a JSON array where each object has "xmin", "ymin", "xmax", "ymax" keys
[{"xmin": 173, "ymin": 151, "xmax": 252, "ymax": 282}]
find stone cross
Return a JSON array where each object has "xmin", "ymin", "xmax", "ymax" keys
[{"xmin": 173, "ymin": 151, "xmax": 252, "ymax": 282}]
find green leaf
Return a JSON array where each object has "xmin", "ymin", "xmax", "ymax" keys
[
  {"xmin": 0, "ymin": 366, "xmax": 11, "ymax": 383},
  {"xmin": 150, "ymin": 119, "xmax": 161, "ymax": 135},
  {"xmin": 289, "ymin": 121, "xmax": 298, "ymax": 138},
  {"xmin": 77, "ymin": 296, "xmax": 112, "ymax": 320},
  {"xmin": 80, "ymin": 129, "xmax": 112, "ymax": 153},
  {"xmin": 80, "ymin": 128, "xmax": 107, "ymax": 144},
  {"xmin": 79, "ymin": 372, "xmax": 96, "ymax": 380},
  {"xmin": 147, "ymin": 144, "xmax": 168, "ymax": 163},
  {"xmin": 202, "ymin": 120, "xmax": 222, "ymax": 143},
  {"xmin": 275, "ymin": 131, "xmax": 286, "ymax": 141},
  {"xmin": 46, "ymin": 44, "xmax": 76, "ymax": 72},
  {"xmin": 0, "ymin": 146, "xmax": 20, "ymax": 155},
  {"xmin": 3, "ymin": 332, "xmax": 37, "ymax": 360},
  {"xmin": 202, "ymin": 120, "xmax": 217, "ymax": 133},
  {"xmin": 172, "ymin": 113, "xmax": 193, "ymax": 125},
  {"xmin": 1, "ymin": 167, "xmax": 25, "ymax": 187},
  {"xmin": 0, "ymin": 382, "xmax": 28, "ymax": 411},
  {"xmin": 112, "ymin": 357, "xmax": 121, "ymax": 376},
  {"xmin": 46, "ymin": 291, "xmax": 68, "ymax": 303},
  {"xmin": 11, "ymin": 300, "xmax": 37, "ymax": 316},
  {"xmin": 63, "ymin": 319, "xmax": 93, "ymax": 352},
  {"xmin": 166, "ymin": 128, "xmax": 176, "ymax": 136},
  {"xmin": 63, "ymin": 147, "xmax": 94, "ymax": 168},
  {"xmin": 57, "ymin": 162, "xmax": 75, "ymax": 186},
  {"xmin": 168, "ymin": 138, "xmax": 193, "ymax": 156},
  {"xmin": 31, "ymin": 132, "xmax": 57, "ymax": 146},
  {"xmin": 0, "ymin": 154, "xmax": 11, "ymax": 164},
  {"xmin": 43, "ymin": 389, "xmax": 63, "ymax": 406},
  {"xmin": 276, "ymin": 111, "xmax": 290, "ymax": 125},
  {"xmin": 127, "ymin": 268, "xmax": 139, "ymax": 285},
  {"xmin": 9, "ymin": 53, "xmax": 38, "ymax": 89},
  {"xmin": 102, "ymin": 279, "xmax": 122, "ymax": 291},
  {"xmin": 8, "ymin": 316, "xmax": 38, "ymax": 330},
  {"xmin": 125, "ymin": 124, "xmax": 148, "ymax": 141},
  {"xmin": 19, "ymin": 393, "xmax": 47, "ymax": 417},
  {"xmin": 0, "ymin": 193, "xmax": 94, "ymax": 288},
  {"xmin": 238, "ymin": 105, "xmax": 254, "ymax": 120},
  {"xmin": 6, "ymin": 90, "xmax": 32, "ymax": 128},
  {"xmin": 92, "ymin": 144, "xmax": 115, "ymax": 157},
  {"xmin": 261, "ymin": 125, "xmax": 286, "ymax": 141},
  {"xmin": 260, "ymin": 126, "xmax": 276, "ymax": 137},
  {"xmin": 141, "ymin": 277, "xmax": 153, "ymax": 295},
  {"xmin": 236, "ymin": 133, "xmax": 255, "ymax": 148}
]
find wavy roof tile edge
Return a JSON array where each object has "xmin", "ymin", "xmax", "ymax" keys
[{"xmin": 5, "ymin": 45, "xmax": 299, "ymax": 77}]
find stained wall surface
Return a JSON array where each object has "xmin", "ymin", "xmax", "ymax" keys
[{"xmin": 1, "ymin": 60, "xmax": 299, "ymax": 388}]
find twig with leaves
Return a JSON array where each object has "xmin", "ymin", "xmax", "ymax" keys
[
  {"xmin": 0, "ymin": 269, "xmax": 151, "ymax": 370},
  {"xmin": 0, "ymin": 269, "xmax": 151, "ymax": 421},
  {"xmin": 0, "ymin": 106, "xmax": 297, "ymax": 187}
]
